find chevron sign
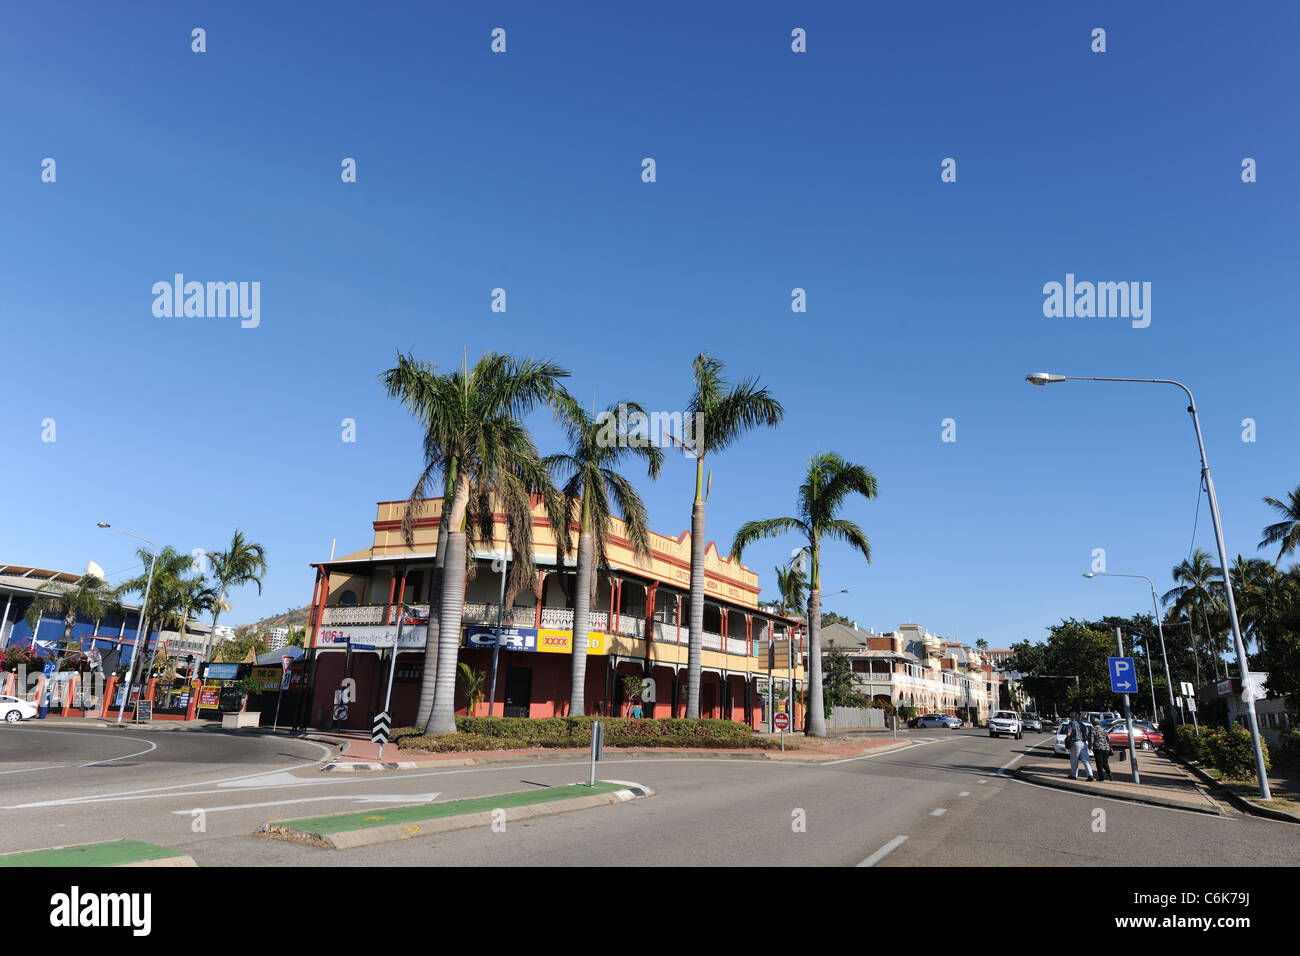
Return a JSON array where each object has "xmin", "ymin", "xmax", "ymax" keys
[{"xmin": 371, "ymin": 711, "xmax": 391, "ymax": 744}]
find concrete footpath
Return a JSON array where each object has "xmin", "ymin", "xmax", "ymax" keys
[
  {"xmin": 1010, "ymin": 744, "xmax": 1225, "ymax": 815},
  {"xmin": 315, "ymin": 729, "xmax": 916, "ymax": 770}
]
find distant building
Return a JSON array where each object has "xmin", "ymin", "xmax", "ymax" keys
[
  {"xmin": 806, "ymin": 621, "xmax": 1003, "ymax": 722},
  {"xmin": 267, "ymin": 627, "xmax": 290, "ymax": 652}
]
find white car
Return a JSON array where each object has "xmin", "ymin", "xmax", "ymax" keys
[
  {"xmin": 988, "ymin": 710, "xmax": 1022, "ymax": 739},
  {"xmin": 0, "ymin": 696, "xmax": 38, "ymax": 723},
  {"xmin": 1053, "ymin": 719, "xmax": 1094, "ymax": 757}
]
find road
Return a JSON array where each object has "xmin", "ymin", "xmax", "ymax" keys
[{"xmin": 2, "ymin": 725, "xmax": 1296, "ymax": 866}]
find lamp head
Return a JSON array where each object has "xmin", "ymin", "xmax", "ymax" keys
[
  {"xmin": 1025, "ymin": 372, "xmax": 1066, "ymax": 386},
  {"xmin": 1083, "ymin": 572, "xmax": 1096, "ymax": 578},
  {"xmin": 97, "ymin": 522, "xmax": 110, "ymax": 528}
]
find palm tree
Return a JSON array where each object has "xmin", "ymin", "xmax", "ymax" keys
[
  {"xmin": 456, "ymin": 661, "xmax": 486, "ymax": 715},
  {"xmin": 119, "ymin": 547, "xmax": 200, "ymax": 674},
  {"xmin": 1260, "ymin": 485, "xmax": 1300, "ymax": 563},
  {"xmin": 546, "ymin": 399, "xmax": 663, "ymax": 716},
  {"xmin": 1229, "ymin": 555, "xmax": 1282, "ymax": 653},
  {"xmin": 681, "ymin": 353, "xmax": 784, "ymax": 719},
  {"xmin": 204, "ymin": 531, "xmax": 267, "ymax": 667},
  {"xmin": 382, "ymin": 351, "xmax": 571, "ymax": 735},
  {"xmin": 23, "ymin": 574, "xmax": 122, "ymax": 668},
  {"xmin": 773, "ymin": 562, "xmax": 807, "ymax": 616},
  {"xmin": 730, "ymin": 452, "xmax": 877, "ymax": 737},
  {"xmin": 1162, "ymin": 549, "xmax": 1227, "ymax": 681}
]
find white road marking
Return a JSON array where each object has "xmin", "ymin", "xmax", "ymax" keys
[
  {"xmin": 0, "ymin": 765, "xmax": 69, "ymax": 775},
  {"xmin": 168, "ymin": 791, "xmax": 442, "ymax": 814},
  {"xmin": 821, "ymin": 737, "xmax": 950, "ymax": 766},
  {"xmin": 857, "ymin": 835, "xmax": 908, "ymax": 867},
  {"xmin": 11, "ymin": 728, "xmax": 158, "ymax": 766},
  {"xmin": 958, "ymin": 791, "xmax": 970, "ymax": 797},
  {"xmin": 977, "ymin": 779, "xmax": 987, "ymax": 784},
  {"xmin": 930, "ymin": 808, "xmax": 947, "ymax": 816}
]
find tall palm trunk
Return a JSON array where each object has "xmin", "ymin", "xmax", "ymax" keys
[
  {"xmin": 687, "ymin": 464, "xmax": 706, "ymax": 719},
  {"xmin": 427, "ymin": 530, "xmax": 466, "ymax": 735},
  {"xmin": 569, "ymin": 527, "xmax": 594, "ymax": 716},
  {"xmin": 205, "ymin": 592, "xmax": 226, "ymax": 668},
  {"xmin": 415, "ymin": 513, "xmax": 450, "ymax": 729},
  {"xmin": 426, "ymin": 476, "xmax": 470, "ymax": 735},
  {"xmin": 806, "ymin": 587, "xmax": 826, "ymax": 737}
]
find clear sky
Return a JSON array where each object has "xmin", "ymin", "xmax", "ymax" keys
[{"xmin": 2, "ymin": 2, "xmax": 1297, "ymax": 648}]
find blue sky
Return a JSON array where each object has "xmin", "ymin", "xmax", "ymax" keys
[{"xmin": 2, "ymin": 2, "xmax": 1297, "ymax": 651}]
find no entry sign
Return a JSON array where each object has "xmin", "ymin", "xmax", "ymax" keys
[{"xmin": 774, "ymin": 712, "xmax": 790, "ymax": 731}]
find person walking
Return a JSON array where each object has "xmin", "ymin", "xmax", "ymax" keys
[
  {"xmin": 1065, "ymin": 712, "xmax": 1096, "ymax": 781},
  {"xmin": 1090, "ymin": 718, "xmax": 1114, "ymax": 781}
]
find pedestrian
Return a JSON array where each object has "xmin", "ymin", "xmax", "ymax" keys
[
  {"xmin": 1065, "ymin": 711, "xmax": 1096, "ymax": 781},
  {"xmin": 628, "ymin": 699, "xmax": 643, "ymax": 719},
  {"xmin": 1090, "ymin": 717, "xmax": 1114, "ymax": 781}
]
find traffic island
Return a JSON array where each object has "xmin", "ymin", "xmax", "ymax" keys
[
  {"xmin": 0, "ymin": 839, "xmax": 196, "ymax": 868},
  {"xmin": 256, "ymin": 780, "xmax": 654, "ymax": 849}
]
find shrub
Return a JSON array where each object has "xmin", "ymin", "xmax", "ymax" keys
[
  {"xmin": 1171, "ymin": 725, "xmax": 1205, "ymax": 762},
  {"xmin": 391, "ymin": 726, "xmax": 425, "ymax": 742},
  {"xmin": 1275, "ymin": 728, "xmax": 1300, "ymax": 770},
  {"xmin": 394, "ymin": 716, "xmax": 784, "ymax": 750},
  {"xmin": 1201, "ymin": 726, "xmax": 1271, "ymax": 780}
]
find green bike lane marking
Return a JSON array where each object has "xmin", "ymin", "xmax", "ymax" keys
[
  {"xmin": 281, "ymin": 782, "xmax": 625, "ymax": 835},
  {"xmin": 0, "ymin": 840, "xmax": 185, "ymax": 868}
]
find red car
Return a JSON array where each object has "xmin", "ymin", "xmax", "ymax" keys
[{"xmin": 1104, "ymin": 719, "xmax": 1163, "ymax": 750}]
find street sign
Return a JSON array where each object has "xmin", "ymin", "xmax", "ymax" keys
[
  {"xmin": 1108, "ymin": 657, "xmax": 1137, "ymax": 694},
  {"xmin": 333, "ymin": 704, "xmax": 349, "ymax": 721},
  {"xmin": 774, "ymin": 712, "xmax": 791, "ymax": 731},
  {"xmin": 1180, "ymin": 681, "xmax": 1195, "ymax": 698},
  {"xmin": 1187, "ymin": 697, "xmax": 1197, "ymax": 713},
  {"xmin": 281, "ymin": 655, "xmax": 292, "ymax": 671},
  {"xmin": 371, "ymin": 710, "xmax": 391, "ymax": 744}
]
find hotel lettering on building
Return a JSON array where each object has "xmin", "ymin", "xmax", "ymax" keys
[{"xmin": 302, "ymin": 496, "xmax": 807, "ymax": 730}]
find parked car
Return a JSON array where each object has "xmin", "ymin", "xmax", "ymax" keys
[
  {"xmin": 1104, "ymin": 719, "xmax": 1164, "ymax": 750},
  {"xmin": 988, "ymin": 710, "xmax": 1022, "ymax": 739},
  {"xmin": 0, "ymin": 695, "xmax": 38, "ymax": 723},
  {"xmin": 1053, "ymin": 719, "xmax": 1091, "ymax": 757},
  {"xmin": 915, "ymin": 713, "xmax": 962, "ymax": 729}
]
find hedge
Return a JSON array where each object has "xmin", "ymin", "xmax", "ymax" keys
[
  {"xmin": 394, "ymin": 716, "xmax": 788, "ymax": 751},
  {"xmin": 1172, "ymin": 724, "xmax": 1271, "ymax": 780}
]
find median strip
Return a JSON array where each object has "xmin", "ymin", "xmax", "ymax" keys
[
  {"xmin": 0, "ymin": 839, "xmax": 194, "ymax": 868},
  {"xmin": 257, "ymin": 781, "xmax": 653, "ymax": 849}
]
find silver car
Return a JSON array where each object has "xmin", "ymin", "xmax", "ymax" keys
[{"xmin": 915, "ymin": 713, "xmax": 962, "ymax": 729}]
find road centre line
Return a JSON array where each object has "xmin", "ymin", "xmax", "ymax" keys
[{"xmin": 856, "ymin": 835, "xmax": 908, "ymax": 867}]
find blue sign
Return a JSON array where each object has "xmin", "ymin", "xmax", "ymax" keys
[
  {"xmin": 43, "ymin": 662, "xmax": 57, "ymax": 677},
  {"xmin": 1108, "ymin": 657, "xmax": 1138, "ymax": 694},
  {"xmin": 466, "ymin": 626, "xmax": 538, "ymax": 652}
]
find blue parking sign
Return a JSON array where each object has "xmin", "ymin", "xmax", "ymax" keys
[{"xmin": 1108, "ymin": 657, "xmax": 1137, "ymax": 694}]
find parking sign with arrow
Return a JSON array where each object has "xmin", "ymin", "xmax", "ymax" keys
[{"xmin": 1108, "ymin": 657, "xmax": 1137, "ymax": 695}]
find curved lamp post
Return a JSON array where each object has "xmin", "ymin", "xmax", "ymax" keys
[{"xmin": 1027, "ymin": 373, "xmax": 1271, "ymax": 799}]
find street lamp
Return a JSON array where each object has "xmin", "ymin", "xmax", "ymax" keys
[
  {"xmin": 98, "ymin": 523, "xmax": 156, "ymax": 726},
  {"xmin": 1028, "ymin": 373, "xmax": 1271, "ymax": 799},
  {"xmin": 1083, "ymin": 572, "xmax": 1175, "ymax": 723}
]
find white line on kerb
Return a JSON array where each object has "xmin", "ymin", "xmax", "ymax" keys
[
  {"xmin": 930, "ymin": 808, "xmax": 947, "ymax": 816},
  {"xmin": 857, "ymin": 835, "xmax": 908, "ymax": 867}
]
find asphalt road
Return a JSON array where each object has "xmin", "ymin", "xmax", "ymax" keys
[{"xmin": 2, "ymin": 726, "xmax": 1297, "ymax": 866}]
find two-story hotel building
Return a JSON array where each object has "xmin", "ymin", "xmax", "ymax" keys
[{"xmin": 301, "ymin": 496, "xmax": 807, "ymax": 731}]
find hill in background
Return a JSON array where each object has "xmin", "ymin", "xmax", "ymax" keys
[{"xmin": 235, "ymin": 605, "xmax": 312, "ymax": 635}]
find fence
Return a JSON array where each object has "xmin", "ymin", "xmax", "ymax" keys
[{"xmin": 826, "ymin": 705, "xmax": 886, "ymax": 731}]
